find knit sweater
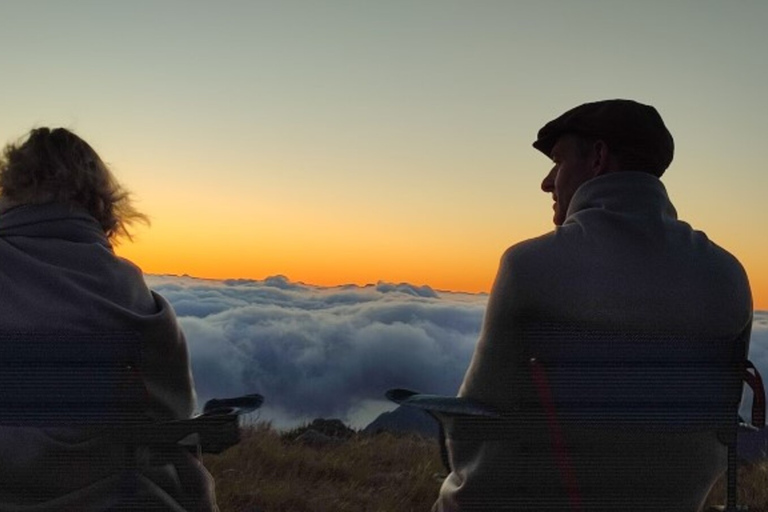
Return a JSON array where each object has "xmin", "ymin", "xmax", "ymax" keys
[{"xmin": 434, "ymin": 172, "xmax": 753, "ymax": 511}]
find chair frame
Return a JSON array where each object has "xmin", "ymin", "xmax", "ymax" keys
[
  {"xmin": 0, "ymin": 331, "xmax": 262, "ymax": 450},
  {"xmin": 0, "ymin": 331, "xmax": 263, "ymax": 508},
  {"xmin": 388, "ymin": 326, "xmax": 765, "ymax": 512}
]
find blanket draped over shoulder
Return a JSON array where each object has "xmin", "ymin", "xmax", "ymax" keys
[{"xmin": 0, "ymin": 202, "xmax": 217, "ymax": 511}]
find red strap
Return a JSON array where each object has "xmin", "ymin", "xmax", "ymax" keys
[
  {"xmin": 529, "ymin": 358, "xmax": 583, "ymax": 512},
  {"xmin": 745, "ymin": 360, "xmax": 765, "ymax": 427}
]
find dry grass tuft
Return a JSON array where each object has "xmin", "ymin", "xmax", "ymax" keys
[
  {"xmin": 703, "ymin": 459, "xmax": 768, "ymax": 512},
  {"xmin": 204, "ymin": 421, "xmax": 768, "ymax": 512},
  {"xmin": 203, "ymin": 422, "xmax": 443, "ymax": 512}
]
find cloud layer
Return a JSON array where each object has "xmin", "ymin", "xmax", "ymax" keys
[
  {"xmin": 146, "ymin": 275, "xmax": 484, "ymax": 428},
  {"xmin": 741, "ymin": 310, "xmax": 768, "ymax": 421},
  {"xmin": 147, "ymin": 275, "xmax": 768, "ymax": 429}
]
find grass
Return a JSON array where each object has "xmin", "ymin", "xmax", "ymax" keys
[
  {"xmin": 203, "ymin": 422, "xmax": 443, "ymax": 512},
  {"xmin": 204, "ymin": 421, "xmax": 768, "ymax": 512},
  {"xmin": 704, "ymin": 460, "xmax": 768, "ymax": 511}
]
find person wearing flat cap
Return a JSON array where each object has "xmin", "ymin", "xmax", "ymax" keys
[{"xmin": 433, "ymin": 99, "xmax": 753, "ymax": 510}]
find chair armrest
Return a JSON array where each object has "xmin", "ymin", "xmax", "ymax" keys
[
  {"xmin": 110, "ymin": 393, "xmax": 264, "ymax": 454},
  {"xmin": 743, "ymin": 361, "xmax": 765, "ymax": 429},
  {"xmin": 385, "ymin": 388, "xmax": 500, "ymax": 417},
  {"xmin": 386, "ymin": 389, "xmax": 501, "ymax": 475},
  {"xmin": 203, "ymin": 393, "xmax": 264, "ymax": 415},
  {"xmin": 195, "ymin": 392, "xmax": 264, "ymax": 453}
]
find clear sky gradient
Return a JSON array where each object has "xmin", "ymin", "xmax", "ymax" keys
[{"xmin": 1, "ymin": 1, "xmax": 766, "ymax": 308}]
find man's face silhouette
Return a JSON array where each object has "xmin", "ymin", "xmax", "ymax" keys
[{"xmin": 541, "ymin": 134, "xmax": 597, "ymax": 226}]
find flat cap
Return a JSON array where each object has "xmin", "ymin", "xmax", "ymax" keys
[{"xmin": 532, "ymin": 99, "xmax": 674, "ymax": 176}]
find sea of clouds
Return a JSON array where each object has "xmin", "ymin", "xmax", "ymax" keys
[
  {"xmin": 146, "ymin": 274, "xmax": 485, "ymax": 429},
  {"xmin": 146, "ymin": 274, "xmax": 768, "ymax": 430}
]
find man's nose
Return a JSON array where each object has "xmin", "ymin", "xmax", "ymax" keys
[{"xmin": 541, "ymin": 170, "xmax": 555, "ymax": 192}]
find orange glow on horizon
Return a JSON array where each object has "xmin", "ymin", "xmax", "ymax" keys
[
  {"xmin": 748, "ymin": 272, "xmax": 768, "ymax": 313},
  {"xmin": 113, "ymin": 186, "xmax": 768, "ymax": 309},
  {"xmin": 116, "ymin": 237, "xmax": 768, "ymax": 310},
  {"xmin": 116, "ymin": 241, "xmax": 497, "ymax": 295}
]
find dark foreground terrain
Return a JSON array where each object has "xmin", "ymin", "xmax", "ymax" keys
[{"xmin": 203, "ymin": 421, "xmax": 768, "ymax": 512}]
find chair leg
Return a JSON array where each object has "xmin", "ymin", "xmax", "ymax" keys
[
  {"xmin": 712, "ymin": 440, "xmax": 747, "ymax": 512},
  {"xmin": 438, "ymin": 421, "xmax": 451, "ymax": 474}
]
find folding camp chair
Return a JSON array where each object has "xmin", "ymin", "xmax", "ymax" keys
[
  {"xmin": 0, "ymin": 331, "xmax": 263, "ymax": 509},
  {"xmin": 387, "ymin": 325, "xmax": 765, "ymax": 511}
]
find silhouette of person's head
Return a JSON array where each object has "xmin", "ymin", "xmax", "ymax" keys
[
  {"xmin": 534, "ymin": 99, "xmax": 674, "ymax": 225},
  {"xmin": 0, "ymin": 127, "xmax": 147, "ymax": 241}
]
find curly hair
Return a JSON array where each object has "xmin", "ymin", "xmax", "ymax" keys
[{"xmin": 0, "ymin": 127, "xmax": 148, "ymax": 242}]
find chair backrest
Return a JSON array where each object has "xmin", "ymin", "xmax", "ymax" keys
[
  {"xmin": 0, "ymin": 331, "xmax": 147, "ymax": 426},
  {"xmin": 0, "ymin": 331, "xmax": 265, "ymax": 511},
  {"xmin": 521, "ymin": 324, "xmax": 747, "ymax": 433},
  {"xmin": 389, "ymin": 324, "xmax": 759, "ymax": 512}
]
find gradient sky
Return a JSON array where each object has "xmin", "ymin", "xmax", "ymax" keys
[{"xmin": 1, "ymin": 1, "xmax": 766, "ymax": 308}]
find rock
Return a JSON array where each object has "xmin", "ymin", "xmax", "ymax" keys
[
  {"xmin": 363, "ymin": 405, "xmax": 439, "ymax": 438},
  {"xmin": 294, "ymin": 429, "xmax": 344, "ymax": 447},
  {"xmin": 283, "ymin": 418, "xmax": 356, "ymax": 446},
  {"xmin": 306, "ymin": 418, "xmax": 355, "ymax": 439}
]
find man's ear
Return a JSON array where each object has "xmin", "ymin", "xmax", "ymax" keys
[{"xmin": 591, "ymin": 140, "xmax": 612, "ymax": 177}]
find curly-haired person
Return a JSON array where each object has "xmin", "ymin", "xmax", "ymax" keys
[{"xmin": 0, "ymin": 127, "xmax": 218, "ymax": 511}]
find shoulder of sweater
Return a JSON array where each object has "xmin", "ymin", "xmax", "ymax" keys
[
  {"xmin": 674, "ymin": 219, "xmax": 750, "ymax": 280},
  {"xmin": 490, "ymin": 232, "xmax": 566, "ymax": 297},
  {"xmin": 500, "ymin": 229, "xmax": 571, "ymax": 265}
]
